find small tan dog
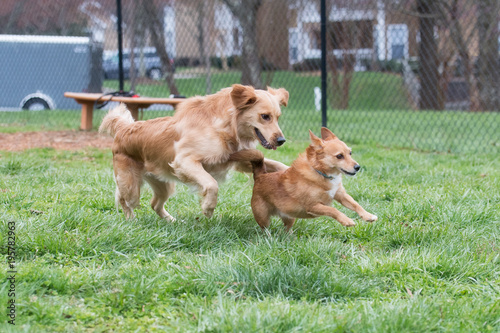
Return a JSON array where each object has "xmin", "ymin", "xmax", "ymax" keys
[
  {"xmin": 99, "ymin": 84, "xmax": 289, "ymax": 220},
  {"xmin": 230, "ymin": 127, "xmax": 378, "ymax": 231}
]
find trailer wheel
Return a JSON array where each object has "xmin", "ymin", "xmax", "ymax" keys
[{"xmin": 23, "ymin": 98, "xmax": 50, "ymax": 111}]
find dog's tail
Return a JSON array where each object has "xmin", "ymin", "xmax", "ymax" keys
[
  {"xmin": 99, "ymin": 103, "xmax": 135, "ymax": 137},
  {"xmin": 229, "ymin": 149, "xmax": 266, "ymax": 177}
]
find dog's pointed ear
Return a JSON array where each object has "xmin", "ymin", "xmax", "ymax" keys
[
  {"xmin": 267, "ymin": 87, "xmax": 289, "ymax": 107},
  {"xmin": 309, "ymin": 130, "xmax": 323, "ymax": 148},
  {"xmin": 231, "ymin": 84, "xmax": 257, "ymax": 110},
  {"xmin": 320, "ymin": 127, "xmax": 337, "ymax": 141}
]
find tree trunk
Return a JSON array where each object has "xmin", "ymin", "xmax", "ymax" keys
[
  {"xmin": 327, "ymin": 18, "xmax": 357, "ymax": 110},
  {"xmin": 258, "ymin": 0, "xmax": 288, "ymax": 87},
  {"xmin": 196, "ymin": 2, "xmax": 212, "ymax": 94},
  {"xmin": 203, "ymin": 1, "xmax": 214, "ymax": 94},
  {"xmin": 223, "ymin": 0, "xmax": 264, "ymax": 89},
  {"xmin": 128, "ymin": 1, "xmax": 137, "ymax": 92},
  {"xmin": 417, "ymin": 0, "xmax": 440, "ymax": 110},
  {"xmin": 217, "ymin": 32, "xmax": 229, "ymax": 71},
  {"xmin": 325, "ymin": 0, "xmax": 341, "ymax": 109},
  {"xmin": 142, "ymin": 0, "xmax": 179, "ymax": 95},
  {"xmin": 326, "ymin": 24, "xmax": 341, "ymax": 109},
  {"xmin": 239, "ymin": 11, "xmax": 263, "ymax": 88},
  {"xmin": 477, "ymin": 0, "xmax": 500, "ymax": 111},
  {"xmin": 258, "ymin": 0, "xmax": 288, "ymax": 70},
  {"xmin": 340, "ymin": 21, "xmax": 358, "ymax": 110},
  {"xmin": 342, "ymin": 53, "xmax": 355, "ymax": 110},
  {"xmin": 440, "ymin": 1, "xmax": 479, "ymax": 111}
]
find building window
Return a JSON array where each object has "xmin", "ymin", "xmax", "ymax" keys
[{"xmin": 388, "ymin": 24, "xmax": 408, "ymax": 60}]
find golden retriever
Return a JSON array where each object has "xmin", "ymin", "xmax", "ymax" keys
[
  {"xmin": 99, "ymin": 84, "xmax": 289, "ymax": 220},
  {"xmin": 230, "ymin": 127, "xmax": 378, "ymax": 231}
]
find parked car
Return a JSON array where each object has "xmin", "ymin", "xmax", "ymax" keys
[
  {"xmin": 0, "ymin": 34, "xmax": 102, "ymax": 110},
  {"xmin": 103, "ymin": 47, "xmax": 174, "ymax": 80}
]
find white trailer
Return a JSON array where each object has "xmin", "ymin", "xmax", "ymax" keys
[{"xmin": 0, "ymin": 34, "xmax": 102, "ymax": 110}]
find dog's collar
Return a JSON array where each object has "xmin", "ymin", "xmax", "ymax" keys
[{"xmin": 315, "ymin": 169, "xmax": 334, "ymax": 180}]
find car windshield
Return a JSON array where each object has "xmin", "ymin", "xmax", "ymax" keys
[
  {"xmin": 104, "ymin": 52, "xmax": 137, "ymax": 61},
  {"xmin": 103, "ymin": 48, "xmax": 160, "ymax": 59}
]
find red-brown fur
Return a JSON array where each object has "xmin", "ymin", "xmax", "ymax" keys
[
  {"xmin": 231, "ymin": 128, "xmax": 378, "ymax": 231},
  {"xmin": 99, "ymin": 84, "xmax": 289, "ymax": 219}
]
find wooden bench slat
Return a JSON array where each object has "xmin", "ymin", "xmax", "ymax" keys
[
  {"xmin": 64, "ymin": 92, "xmax": 185, "ymax": 131},
  {"xmin": 64, "ymin": 92, "xmax": 184, "ymax": 105}
]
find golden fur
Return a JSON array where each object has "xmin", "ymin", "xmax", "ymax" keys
[
  {"xmin": 230, "ymin": 128, "xmax": 378, "ymax": 231},
  {"xmin": 99, "ymin": 84, "xmax": 289, "ymax": 219}
]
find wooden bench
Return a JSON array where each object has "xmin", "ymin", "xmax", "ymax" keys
[{"xmin": 64, "ymin": 92, "xmax": 185, "ymax": 130}]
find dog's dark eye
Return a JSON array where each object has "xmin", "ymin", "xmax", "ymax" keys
[
  {"xmin": 261, "ymin": 114, "xmax": 271, "ymax": 121},
  {"xmin": 349, "ymin": 151, "xmax": 352, "ymax": 155},
  {"xmin": 336, "ymin": 154, "xmax": 344, "ymax": 159}
]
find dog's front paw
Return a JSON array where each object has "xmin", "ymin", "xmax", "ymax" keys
[
  {"xmin": 165, "ymin": 214, "xmax": 176, "ymax": 222},
  {"xmin": 201, "ymin": 198, "xmax": 217, "ymax": 218},
  {"xmin": 202, "ymin": 207, "xmax": 215, "ymax": 218},
  {"xmin": 339, "ymin": 217, "xmax": 356, "ymax": 227},
  {"xmin": 361, "ymin": 213, "xmax": 378, "ymax": 222},
  {"xmin": 201, "ymin": 190, "xmax": 217, "ymax": 218}
]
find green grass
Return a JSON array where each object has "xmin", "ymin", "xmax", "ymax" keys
[
  {"xmin": 1, "ymin": 70, "xmax": 498, "ymax": 152},
  {"xmin": 103, "ymin": 71, "xmax": 410, "ymax": 111},
  {"xmin": 0, "ymin": 141, "xmax": 499, "ymax": 332},
  {"xmin": 1, "ymin": 107, "xmax": 498, "ymax": 153}
]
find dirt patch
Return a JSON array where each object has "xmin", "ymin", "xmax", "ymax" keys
[{"xmin": 0, "ymin": 131, "xmax": 114, "ymax": 151}]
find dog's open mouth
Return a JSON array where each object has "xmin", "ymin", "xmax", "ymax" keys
[
  {"xmin": 341, "ymin": 168, "xmax": 357, "ymax": 176},
  {"xmin": 255, "ymin": 128, "xmax": 276, "ymax": 150}
]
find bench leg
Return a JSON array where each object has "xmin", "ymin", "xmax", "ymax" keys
[
  {"xmin": 80, "ymin": 102, "xmax": 94, "ymax": 131},
  {"xmin": 127, "ymin": 104, "xmax": 139, "ymax": 121}
]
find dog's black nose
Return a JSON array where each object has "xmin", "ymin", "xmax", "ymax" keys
[
  {"xmin": 354, "ymin": 164, "xmax": 360, "ymax": 171},
  {"xmin": 276, "ymin": 136, "xmax": 286, "ymax": 146}
]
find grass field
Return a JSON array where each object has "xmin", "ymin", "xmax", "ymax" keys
[
  {"xmin": 102, "ymin": 71, "xmax": 411, "ymax": 111},
  {"xmin": 1, "ymin": 107, "xmax": 498, "ymax": 153},
  {"xmin": 0, "ymin": 138, "xmax": 499, "ymax": 331},
  {"xmin": 1, "ymin": 71, "xmax": 498, "ymax": 152},
  {"xmin": 0, "ymin": 69, "xmax": 498, "ymax": 331}
]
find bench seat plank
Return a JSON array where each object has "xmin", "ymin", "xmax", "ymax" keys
[{"xmin": 64, "ymin": 92, "xmax": 184, "ymax": 130}]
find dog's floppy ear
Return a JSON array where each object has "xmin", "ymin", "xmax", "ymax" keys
[
  {"xmin": 267, "ymin": 87, "xmax": 289, "ymax": 107},
  {"xmin": 320, "ymin": 127, "xmax": 337, "ymax": 141},
  {"xmin": 231, "ymin": 84, "xmax": 257, "ymax": 110},
  {"xmin": 309, "ymin": 130, "xmax": 323, "ymax": 148}
]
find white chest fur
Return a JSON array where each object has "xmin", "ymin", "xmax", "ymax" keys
[{"xmin": 327, "ymin": 175, "xmax": 342, "ymax": 198}]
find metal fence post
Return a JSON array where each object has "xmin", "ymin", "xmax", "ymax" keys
[
  {"xmin": 116, "ymin": 0, "xmax": 124, "ymax": 93},
  {"xmin": 320, "ymin": 0, "xmax": 327, "ymax": 128}
]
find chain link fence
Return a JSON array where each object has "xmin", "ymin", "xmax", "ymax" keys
[{"xmin": 0, "ymin": 0, "xmax": 498, "ymax": 152}]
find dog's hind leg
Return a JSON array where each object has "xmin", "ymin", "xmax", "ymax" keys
[
  {"xmin": 144, "ymin": 174, "xmax": 176, "ymax": 221},
  {"xmin": 113, "ymin": 154, "xmax": 143, "ymax": 219},
  {"xmin": 251, "ymin": 195, "xmax": 272, "ymax": 230},
  {"xmin": 281, "ymin": 216, "xmax": 296, "ymax": 232}
]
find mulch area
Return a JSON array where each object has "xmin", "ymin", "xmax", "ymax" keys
[{"xmin": 0, "ymin": 131, "xmax": 114, "ymax": 151}]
